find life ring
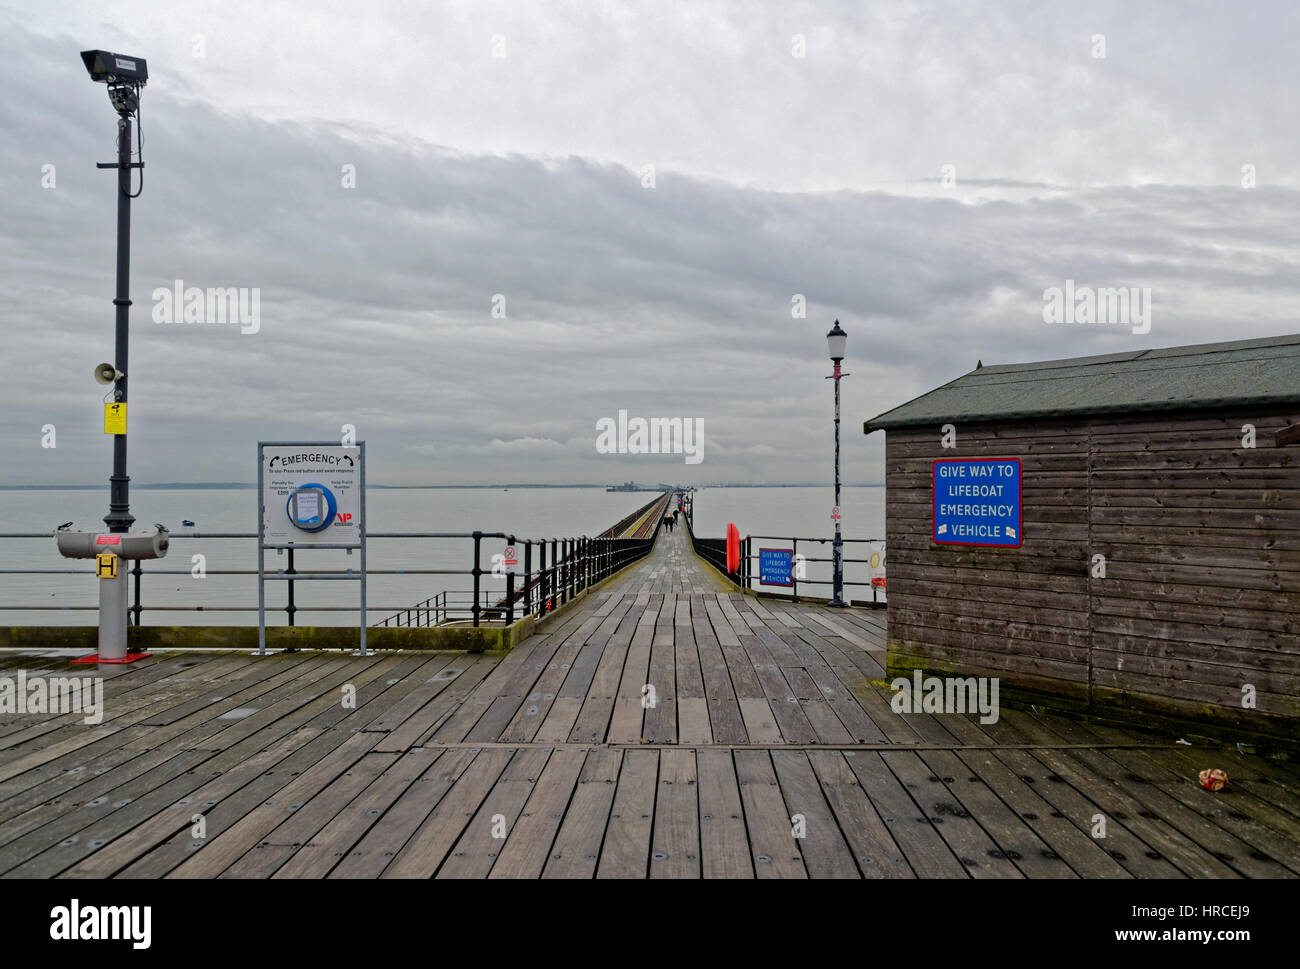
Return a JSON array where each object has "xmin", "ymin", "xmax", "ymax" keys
[{"xmin": 726, "ymin": 523, "xmax": 740, "ymax": 573}]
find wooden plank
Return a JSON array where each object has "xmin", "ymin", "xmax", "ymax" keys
[
  {"xmin": 328, "ymin": 747, "xmax": 480, "ymax": 878},
  {"xmin": 879, "ymin": 750, "xmax": 1023, "ymax": 879},
  {"xmin": 733, "ymin": 750, "xmax": 805, "ymax": 878},
  {"xmin": 742, "ymin": 637, "xmax": 818, "ymax": 743},
  {"xmin": 543, "ymin": 748, "xmax": 623, "ymax": 879},
  {"xmin": 1011, "ymin": 715, "xmax": 1299, "ymax": 878},
  {"xmin": 806, "ymin": 750, "xmax": 913, "ymax": 877},
  {"xmin": 489, "ymin": 748, "xmax": 587, "ymax": 878},
  {"xmin": 568, "ymin": 641, "xmax": 628, "ymax": 744},
  {"xmin": 770, "ymin": 750, "xmax": 858, "ymax": 877},
  {"xmin": 737, "ymin": 699, "xmax": 782, "ymax": 744},
  {"xmin": 217, "ymin": 750, "xmax": 402, "ymax": 878},
  {"xmin": 606, "ymin": 642, "xmax": 651, "ymax": 743},
  {"xmin": 436, "ymin": 747, "xmax": 552, "ymax": 878},
  {"xmin": 60, "ymin": 727, "xmax": 325, "ymax": 879},
  {"xmin": 273, "ymin": 747, "xmax": 446, "ymax": 878},
  {"xmin": 533, "ymin": 697, "xmax": 583, "ymax": 743},
  {"xmin": 936, "ymin": 714, "xmax": 1132, "ymax": 878},
  {"xmin": 841, "ymin": 751, "xmax": 967, "ymax": 878},
  {"xmin": 495, "ymin": 641, "xmax": 583, "ymax": 743},
  {"xmin": 677, "ymin": 697, "xmax": 713, "ymax": 745},
  {"xmin": 166, "ymin": 730, "xmax": 382, "ymax": 878},
  {"xmin": 641, "ymin": 632, "xmax": 678, "ymax": 744},
  {"xmin": 382, "ymin": 747, "xmax": 515, "ymax": 878},
  {"xmin": 375, "ymin": 653, "xmax": 498, "ymax": 752},
  {"xmin": 597, "ymin": 748, "xmax": 658, "ymax": 879},
  {"xmin": 0, "ymin": 744, "xmax": 216, "ymax": 877},
  {"xmin": 649, "ymin": 749, "xmax": 700, "ymax": 878},
  {"xmin": 917, "ymin": 748, "xmax": 1075, "ymax": 878},
  {"xmin": 694, "ymin": 605, "xmax": 747, "ymax": 745},
  {"xmin": 696, "ymin": 748, "xmax": 752, "ymax": 878}
]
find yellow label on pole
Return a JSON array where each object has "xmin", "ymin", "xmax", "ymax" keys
[
  {"xmin": 96, "ymin": 553, "xmax": 118, "ymax": 578},
  {"xmin": 104, "ymin": 402, "xmax": 127, "ymax": 435}
]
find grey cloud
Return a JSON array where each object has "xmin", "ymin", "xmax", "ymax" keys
[{"xmin": 2, "ymin": 12, "xmax": 1298, "ymax": 488}]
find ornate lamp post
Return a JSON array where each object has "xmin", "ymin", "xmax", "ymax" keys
[{"xmin": 826, "ymin": 320, "xmax": 848, "ymax": 607}]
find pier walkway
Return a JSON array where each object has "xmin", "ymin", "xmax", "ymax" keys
[{"xmin": 1, "ymin": 527, "xmax": 1297, "ymax": 878}]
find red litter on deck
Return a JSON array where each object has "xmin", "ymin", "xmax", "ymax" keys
[{"xmin": 1198, "ymin": 768, "xmax": 1229, "ymax": 792}]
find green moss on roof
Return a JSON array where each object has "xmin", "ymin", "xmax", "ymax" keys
[{"xmin": 863, "ymin": 334, "xmax": 1300, "ymax": 432}]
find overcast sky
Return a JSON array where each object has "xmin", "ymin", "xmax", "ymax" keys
[{"xmin": 3, "ymin": 1, "xmax": 1298, "ymax": 486}]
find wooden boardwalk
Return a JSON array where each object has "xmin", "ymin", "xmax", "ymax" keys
[{"xmin": 1, "ymin": 527, "xmax": 1297, "ymax": 879}]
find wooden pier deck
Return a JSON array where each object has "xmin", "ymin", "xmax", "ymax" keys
[{"xmin": 1, "ymin": 528, "xmax": 1297, "ymax": 879}]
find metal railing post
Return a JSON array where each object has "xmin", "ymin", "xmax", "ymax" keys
[
  {"xmin": 286, "ymin": 547, "xmax": 296, "ymax": 626},
  {"xmin": 131, "ymin": 559, "xmax": 142, "ymax": 626},
  {"xmin": 505, "ymin": 534, "xmax": 515, "ymax": 625},
  {"xmin": 791, "ymin": 537, "xmax": 798, "ymax": 601},
  {"xmin": 524, "ymin": 541, "xmax": 532, "ymax": 615},
  {"xmin": 472, "ymin": 531, "xmax": 482, "ymax": 627},
  {"xmin": 540, "ymin": 540, "xmax": 549, "ymax": 611}
]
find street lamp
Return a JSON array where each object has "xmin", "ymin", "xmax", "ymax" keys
[{"xmin": 826, "ymin": 320, "xmax": 848, "ymax": 607}]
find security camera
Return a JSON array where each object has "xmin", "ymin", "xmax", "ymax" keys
[
  {"xmin": 80, "ymin": 50, "xmax": 148, "ymax": 84},
  {"xmin": 94, "ymin": 362, "xmax": 123, "ymax": 384}
]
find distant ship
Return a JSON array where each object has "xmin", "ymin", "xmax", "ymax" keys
[
  {"xmin": 607, "ymin": 482, "xmax": 672, "ymax": 492},
  {"xmin": 181, "ymin": 519, "xmax": 195, "ymax": 527}
]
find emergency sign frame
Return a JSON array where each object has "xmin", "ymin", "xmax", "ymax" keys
[{"xmin": 257, "ymin": 440, "xmax": 368, "ymax": 656}]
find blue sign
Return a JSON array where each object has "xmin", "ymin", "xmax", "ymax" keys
[
  {"xmin": 933, "ymin": 458, "xmax": 1022, "ymax": 547},
  {"xmin": 758, "ymin": 547, "xmax": 794, "ymax": 586}
]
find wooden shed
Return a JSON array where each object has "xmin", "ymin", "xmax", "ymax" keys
[{"xmin": 863, "ymin": 334, "xmax": 1300, "ymax": 743}]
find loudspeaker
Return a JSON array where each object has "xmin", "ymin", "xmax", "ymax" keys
[{"xmin": 94, "ymin": 362, "xmax": 123, "ymax": 384}]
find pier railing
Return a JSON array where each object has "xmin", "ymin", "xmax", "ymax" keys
[
  {"xmin": 378, "ymin": 533, "xmax": 657, "ymax": 628},
  {"xmin": 0, "ymin": 527, "xmax": 660, "ymax": 630},
  {"xmin": 685, "ymin": 520, "xmax": 886, "ymax": 605}
]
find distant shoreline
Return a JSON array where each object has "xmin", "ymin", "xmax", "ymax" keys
[{"xmin": 0, "ymin": 482, "xmax": 885, "ymax": 491}]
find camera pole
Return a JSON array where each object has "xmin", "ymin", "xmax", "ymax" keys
[
  {"xmin": 63, "ymin": 52, "xmax": 155, "ymax": 664},
  {"xmin": 103, "ymin": 110, "xmax": 134, "ymax": 536}
]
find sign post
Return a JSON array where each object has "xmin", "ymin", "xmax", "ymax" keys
[
  {"xmin": 258, "ymin": 441, "xmax": 367, "ymax": 656},
  {"xmin": 932, "ymin": 458, "xmax": 1022, "ymax": 547},
  {"xmin": 502, "ymin": 545, "xmax": 520, "ymax": 574}
]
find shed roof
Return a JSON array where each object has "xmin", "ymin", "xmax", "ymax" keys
[{"xmin": 862, "ymin": 333, "xmax": 1300, "ymax": 432}]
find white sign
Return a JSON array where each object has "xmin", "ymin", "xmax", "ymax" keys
[
  {"xmin": 867, "ymin": 541, "xmax": 887, "ymax": 597},
  {"xmin": 295, "ymin": 491, "xmax": 320, "ymax": 524},
  {"xmin": 261, "ymin": 444, "xmax": 363, "ymax": 545},
  {"xmin": 830, "ymin": 506, "xmax": 841, "ymax": 520},
  {"xmin": 502, "ymin": 545, "xmax": 520, "ymax": 574}
]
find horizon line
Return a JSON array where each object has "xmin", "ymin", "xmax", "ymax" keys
[{"xmin": 0, "ymin": 481, "xmax": 886, "ymax": 490}]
